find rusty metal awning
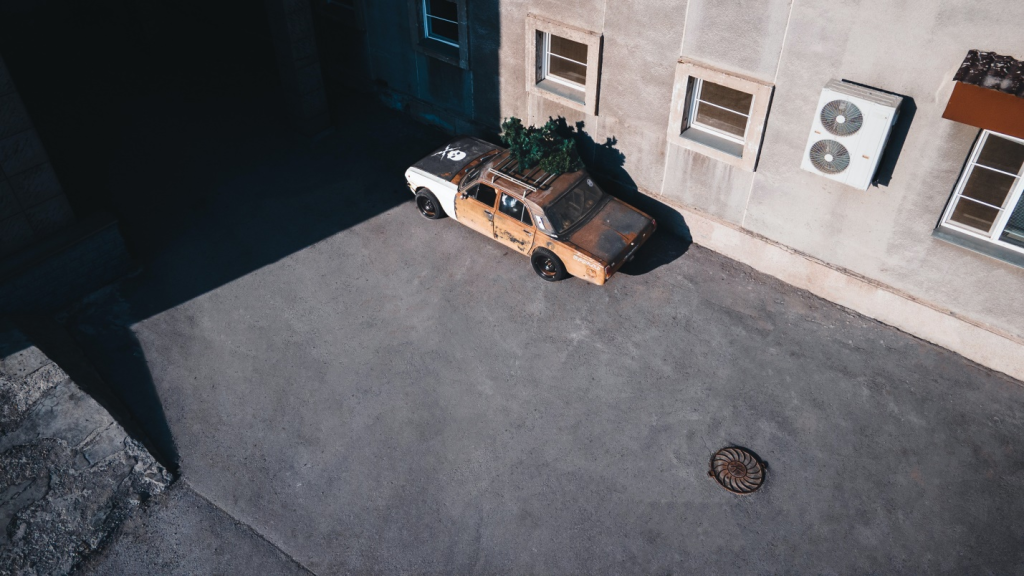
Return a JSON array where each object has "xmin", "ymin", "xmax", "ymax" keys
[{"xmin": 942, "ymin": 50, "xmax": 1024, "ymax": 139}]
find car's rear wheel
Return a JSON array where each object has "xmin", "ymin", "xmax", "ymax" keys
[
  {"xmin": 531, "ymin": 248, "xmax": 568, "ymax": 282},
  {"xmin": 415, "ymin": 189, "xmax": 445, "ymax": 220}
]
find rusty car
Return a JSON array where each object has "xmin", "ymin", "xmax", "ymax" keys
[{"xmin": 405, "ymin": 136, "xmax": 656, "ymax": 285}]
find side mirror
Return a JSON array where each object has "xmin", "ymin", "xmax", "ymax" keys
[{"xmin": 459, "ymin": 192, "xmax": 469, "ymax": 200}]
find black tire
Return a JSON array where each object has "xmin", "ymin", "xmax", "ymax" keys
[
  {"xmin": 415, "ymin": 189, "xmax": 445, "ymax": 220},
  {"xmin": 531, "ymin": 248, "xmax": 569, "ymax": 282}
]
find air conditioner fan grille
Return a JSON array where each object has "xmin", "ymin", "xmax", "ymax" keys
[
  {"xmin": 820, "ymin": 100, "xmax": 863, "ymax": 136},
  {"xmin": 809, "ymin": 140, "xmax": 851, "ymax": 174}
]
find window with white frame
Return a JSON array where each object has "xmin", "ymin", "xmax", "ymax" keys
[
  {"xmin": 525, "ymin": 15, "xmax": 601, "ymax": 115},
  {"xmin": 422, "ymin": 0, "xmax": 460, "ymax": 47},
  {"xmin": 666, "ymin": 60, "xmax": 773, "ymax": 171},
  {"xmin": 686, "ymin": 79, "xmax": 754, "ymax": 146},
  {"xmin": 940, "ymin": 130, "xmax": 1024, "ymax": 251},
  {"xmin": 538, "ymin": 32, "xmax": 588, "ymax": 97}
]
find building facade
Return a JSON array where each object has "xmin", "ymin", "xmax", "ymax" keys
[{"xmin": 317, "ymin": 0, "xmax": 1024, "ymax": 378}]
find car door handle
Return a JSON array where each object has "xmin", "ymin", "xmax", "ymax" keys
[
  {"xmin": 523, "ymin": 229, "xmax": 533, "ymax": 235},
  {"xmin": 483, "ymin": 210, "xmax": 493, "ymax": 221}
]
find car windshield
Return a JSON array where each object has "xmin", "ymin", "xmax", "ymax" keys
[{"xmin": 544, "ymin": 178, "xmax": 606, "ymax": 234}]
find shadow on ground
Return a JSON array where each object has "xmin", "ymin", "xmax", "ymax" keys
[
  {"xmin": 1, "ymin": 0, "xmax": 450, "ymax": 468},
  {"xmin": 50, "ymin": 90, "xmax": 450, "ymax": 471}
]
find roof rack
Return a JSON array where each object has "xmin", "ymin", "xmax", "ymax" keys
[{"xmin": 487, "ymin": 156, "xmax": 559, "ymax": 196}]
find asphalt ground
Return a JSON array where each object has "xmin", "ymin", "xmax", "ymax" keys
[{"xmin": 68, "ymin": 94, "xmax": 1024, "ymax": 574}]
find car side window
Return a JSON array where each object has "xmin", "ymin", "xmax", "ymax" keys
[
  {"xmin": 521, "ymin": 206, "xmax": 533, "ymax": 226},
  {"xmin": 499, "ymin": 193, "xmax": 525, "ymax": 221},
  {"xmin": 469, "ymin": 184, "xmax": 497, "ymax": 207}
]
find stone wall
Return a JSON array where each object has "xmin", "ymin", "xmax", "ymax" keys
[
  {"xmin": 0, "ymin": 215, "xmax": 134, "ymax": 316},
  {"xmin": 0, "ymin": 54, "xmax": 75, "ymax": 259},
  {"xmin": 266, "ymin": 0, "xmax": 331, "ymax": 136}
]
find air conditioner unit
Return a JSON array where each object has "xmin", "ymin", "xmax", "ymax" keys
[{"xmin": 800, "ymin": 80, "xmax": 903, "ymax": 190}]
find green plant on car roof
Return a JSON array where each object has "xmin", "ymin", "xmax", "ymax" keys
[{"xmin": 500, "ymin": 117, "xmax": 583, "ymax": 176}]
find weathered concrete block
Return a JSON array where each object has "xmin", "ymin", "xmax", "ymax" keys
[
  {"xmin": 9, "ymin": 162, "xmax": 62, "ymax": 209},
  {"xmin": 0, "ymin": 336, "xmax": 48, "ymax": 379},
  {"xmin": 0, "ymin": 363, "xmax": 66, "ymax": 434},
  {"xmin": 0, "ymin": 330, "xmax": 172, "ymax": 574},
  {"xmin": 0, "ymin": 179, "xmax": 19, "ymax": 221},
  {"xmin": 23, "ymin": 194, "xmax": 74, "ymax": 236},
  {"xmin": 0, "ymin": 92, "xmax": 32, "ymax": 141},
  {"xmin": 0, "ymin": 130, "xmax": 47, "ymax": 177},
  {"xmin": 0, "ymin": 212, "xmax": 34, "ymax": 257}
]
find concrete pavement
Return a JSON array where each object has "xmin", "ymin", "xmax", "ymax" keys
[
  {"xmin": 77, "ymin": 214, "xmax": 1024, "ymax": 574},
  {"xmin": 76, "ymin": 482, "xmax": 310, "ymax": 576},
  {"xmin": 65, "ymin": 96, "xmax": 1024, "ymax": 573}
]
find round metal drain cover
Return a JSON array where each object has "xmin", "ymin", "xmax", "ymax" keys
[{"xmin": 709, "ymin": 447, "xmax": 765, "ymax": 494}]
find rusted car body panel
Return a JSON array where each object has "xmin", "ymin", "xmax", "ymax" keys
[{"xmin": 406, "ymin": 138, "xmax": 655, "ymax": 285}]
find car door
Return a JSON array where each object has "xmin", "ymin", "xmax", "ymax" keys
[
  {"xmin": 455, "ymin": 182, "xmax": 498, "ymax": 237},
  {"xmin": 493, "ymin": 192, "xmax": 536, "ymax": 254}
]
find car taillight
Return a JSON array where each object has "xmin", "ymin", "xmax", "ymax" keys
[{"xmin": 604, "ymin": 265, "xmax": 612, "ymax": 278}]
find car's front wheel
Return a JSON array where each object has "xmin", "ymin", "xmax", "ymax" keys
[
  {"xmin": 531, "ymin": 248, "xmax": 568, "ymax": 282},
  {"xmin": 415, "ymin": 189, "xmax": 445, "ymax": 220}
]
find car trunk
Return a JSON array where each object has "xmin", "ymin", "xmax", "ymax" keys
[{"xmin": 566, "ymin": 198, "xmax": 652, "ymax": 264}]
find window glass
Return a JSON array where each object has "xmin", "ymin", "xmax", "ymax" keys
[
  {"xmin": 521, "ymin": 206, "xmax": 533, "ymax": 225},
  {"xmin": 499, "ymin": 193, "xmax": 525, "ymax": 221},
  {"xmin": 959, "ymin": 166, "xmax": 1016, "ymax": 208},
  {"xmin": 425, "ymin": 0, "xmax": 459, "ymax": 44},
  {"xmin": 550, "ymin": 35, "xmax": 587, "ymax": 64},
  {"xmin": 545, "ymin": 178, "xmax": 605, "ymax": 234},
  {"xmin": 549, "ymin": 56, "xmax": 587, "ymax": 86},
  {"xmin": 695, "ymin": 105, "xmax": 748, "ymax": 139},
  {"xmin": 976, "ymin": 134, "xmax": 1024, "ymax": 175},
  {"xmin": 999, "ymin": 201, "xmax": 1024, "ymax": 248},
  {"xmin": 944, "ymin": 132, "xmax": 1024, "ymax": 241},
  {"xmin": 427, "ymin": 0, "xmax": 457, "ymax": 20},
  {"xmin": 691, "ymin": 80, "xmax": 752, "ymax": 140},
  {"xmin": 547, "ymin": 34, "xmax": 587, "ymax": 86},
  {"xmin": 470, "ymin": 184, "xmax": 497, "ymax": 207},
  {"xmin": 949, "ymin": 198, "xmax": 1000, "ymax": 233},
  {"xmin": 699, "ymin": 82, "xmax": 753, "ymax": 115}
]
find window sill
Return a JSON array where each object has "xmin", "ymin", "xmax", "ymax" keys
[
  {"xmin": 535, "ymin": 78, "xmax": 585, "ymax": 105},
  {"xmin": 933, "ymin": 225, "xmax": 1024, "ymax": 269},
  {"xmin": 680, "ymin": 128, "xmax": 744, "ymax": 159}
]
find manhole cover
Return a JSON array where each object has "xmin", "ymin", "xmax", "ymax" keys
[{"xmin": 709, "ymin": 447, "xmax": 765, "ymax": 494}]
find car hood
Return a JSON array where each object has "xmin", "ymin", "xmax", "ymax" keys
[
  {"xmin": 411, "ymin": 136, "xmax": 497, "ymax": 181},
  {"xmin": 566, "ymin": 198, "xmax": 653, "ymax": 263}
]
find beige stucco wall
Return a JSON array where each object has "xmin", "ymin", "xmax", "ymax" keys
[
  {"xmin": 484, "ymin": 0, "xmax": 1024, "ymax": 347},
  {"xmin": 746, "ymin": 0, "xmax": 1024, "ymax": 343}
]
